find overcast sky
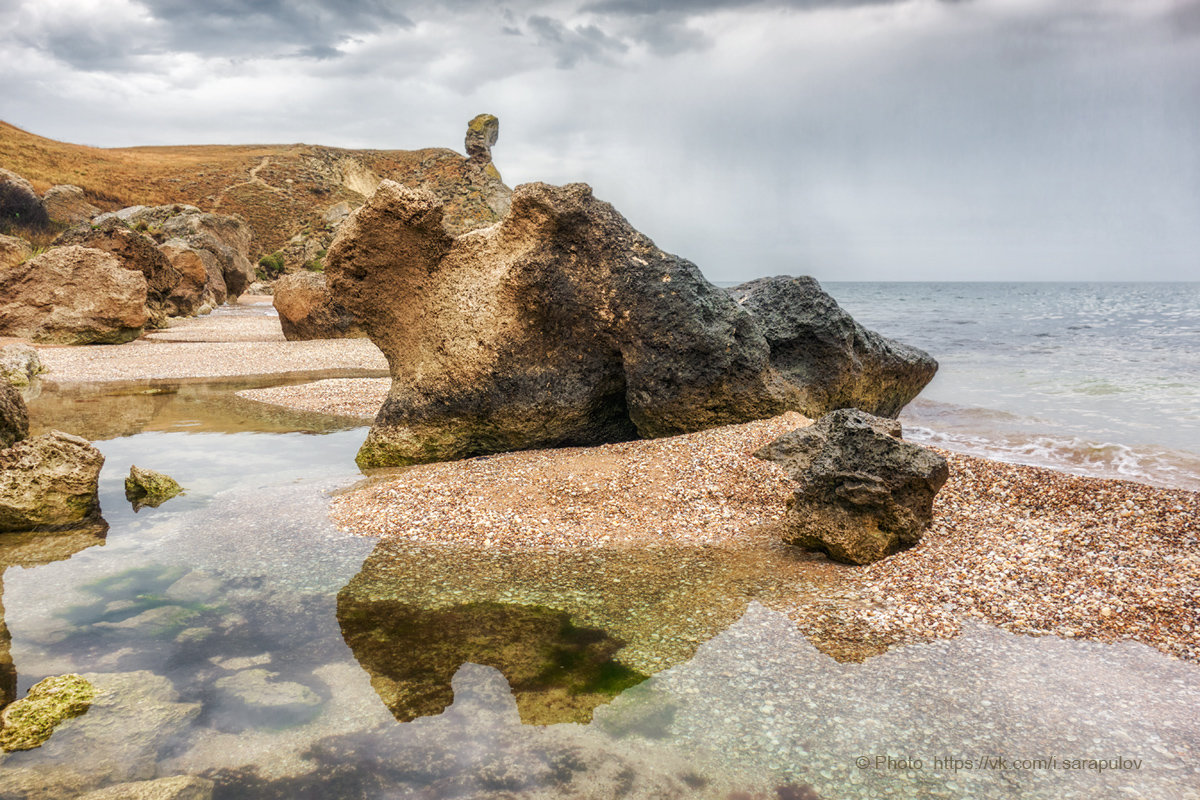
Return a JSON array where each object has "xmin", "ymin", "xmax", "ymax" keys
[{"xmin": 1, "ymin": 0, "xmax": 1197, "ymax": 281}]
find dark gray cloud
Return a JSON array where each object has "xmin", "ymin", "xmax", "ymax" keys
[{"xmin": 527, "ymin": 14, "xmax": 629, "ymax": 67}]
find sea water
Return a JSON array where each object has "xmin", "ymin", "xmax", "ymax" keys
[{"xmin": 824, "ymin": 282, "xmax": 1200, "ymax": 490}]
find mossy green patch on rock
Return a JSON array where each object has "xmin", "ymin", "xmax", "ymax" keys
[
  {"xmin": 125, "ymin": 465, "xmax": 183, "ymax": 510},
  {"xmin": 0, "ymin": 673, "xmax": 94, "ymax": 751}
]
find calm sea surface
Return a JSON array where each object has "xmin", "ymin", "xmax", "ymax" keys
[{"xmin": 822, "ymin": 282, "xmax": 1200, "ymax": 491}]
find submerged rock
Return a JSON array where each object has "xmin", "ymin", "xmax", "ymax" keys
[
  {"xmin": 728, "ymin": 276, "xmax": 938, "ymax": 418},
  {"xmin": 77, "ymin": 776, "xmax": 214, "ymax": 800},
  {"xmin": 0, "ymin": 246, "xmax": 148, "ymax": 345},
  {"xmin": 757, "ymin": 408, "xmax": 949, "ymax": 564},
  {"xmin": 0, "ymin": 343, "xmax": 43, "ymax": 388},
  {"xmin": 55, "ymin": 218, "xmax": 184, "ymax": 325},
  {"xmin": 272, "ymin": 271, "xmax": 365, "ymax": 341},
  {"xmin": 0, "ymin": 430, "xmax": 105, "ymax": 531},
  {"xmin": 0, "ymin": 673, "xmax": 95, "ymax": 751},
  {"xmin": 328, "ymin": 180, "xmax": 934, "ymax": 468},
  {"xmin": 0, "ymin": 380, "xmax": 29, "ymax": 449},
  {"xmin": 124, "ymin": 465, "xmax": 183, "ymax": 510}
]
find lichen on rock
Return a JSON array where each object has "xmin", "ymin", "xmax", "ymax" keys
[
  {"xmin": 124, "ymin": 465, "xmax": 183, "ymax": 510},
  {"xmin": 0, "ymin": 673, "xmax": 95, "ymax": 751}
]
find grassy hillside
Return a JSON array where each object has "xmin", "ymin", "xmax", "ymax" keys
[{"xmin": 0, "ymin": 121, "xmax": 508, "ymax": 255}]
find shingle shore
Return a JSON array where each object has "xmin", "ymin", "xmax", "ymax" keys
[{"xmin": 329, "ymin": 412, "xmax": 1199, "ymax": 663}]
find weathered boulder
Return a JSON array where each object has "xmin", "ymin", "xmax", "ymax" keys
[
  {"xmin": 0, "ymin": 234, "xmax": 32, "ymax": 269},
  {"xmin": 159, "ymin": 210, "xmax": 256, "ymax": 299},
  {"xmin": 272, "ymin": 271, "xmax": 364, "ymax": 341},
  {"xmin": 465, "ymin": 113, "xmax": 500, "ymax": 165},
  {"xmin": 124, "ymin": 465, "xmax": 183, "ymax": 510},
  {"xmin": 728, "ymin": 276, "xmax": 938, "ymax": 418},
  {"xmin": 0, "ymin": 246, "xmax": 148, "ymax": 344},
  {"xmin": 328, "ymin": 181, "xmax": 790, "ymax": 467},
  {"xmin": 0, "ymin": 168, "xmax": 48, "ymax": 230},
  {"xmin": 0, "ymin": 674, "xmax": 94, "ymax": 752},
  {"xmin": 158, "ymin": 238, "xmax": 224, "ymax": 311},
  {"xmin": 0, "ymin": 344, "xmax": 42, "ymax": 388},
  {"xmin": 279, "ymin": 231, "xmax": 330, "ymax": 272},
  {"xmin": 77, "ymin": 776, "xmax": 214, "ymax": 800},
  {"xmin": 55, "ymin": 218, "xmax": 183, "ymax": 324},
  {"xmin": 42, "ymin": 185, "xmax": 99, "ymax": 226},
  {"xmin": 756, "ymin": 408, "xmax": 949, "ymax": 565},
  {"xmin": 328, "ymin": 181, "xmax": 935, "ymax": 468},
  {"xmin": 0, "ymin": 430, "xmax": 105, "ymax": 531},
  {"xmin": 0, "ymin": 381, "xmax": 28, "ymax": 449}
]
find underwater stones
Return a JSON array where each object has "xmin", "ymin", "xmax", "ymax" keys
[
  {"xmin": 212, "ymin": 668, "xmax": 321, "ymax": 724},
  {"xmin": 0, "ymin": 380, "xmax": 28, "ymax": 449},
  {"xmin": 124, "ymin": 464, "xmax": 183, "ymax": 510},
  {"xmin": 0, "ymin": 343, "xmax": 43, "ymax": 388},
  {"xmin": 757, "ymin": 408, "xmax": 949, "ymax": 565},
  {"xmin": 0, "ymin": 673, "xmax": 95, "ymax": 751},
  {"xmin": 465, "ymin": 113, "xmax": 500, "ymax": 164},
  {"xmin": 77, "ymin": 776, "xmax": 214, "ymax": 800},
  {"xmin": 328, "ymin": 180, "xmax": 790, "ymax": 467},
  {"xmin": 0, "ymin": 246, "xmax": 149, "ymax": 344},
  {"xmin": 0, "ymin": 430, "xmax": 105, "ymax": 531},
  {"xmin": 272, "ymin": 271, "xmax": 364, "ymax": 341},
  {"xmin": 728, "ymin": 276, "xmax": 938, "ymax": 418}
]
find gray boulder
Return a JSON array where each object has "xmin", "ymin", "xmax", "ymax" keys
[
  {"xmin": 728, "ymin": 276, "xmax": 937, "ymax": 418},
  {"xmin": 0, "ymin": 168, "xmax": 48, "ymax": 230},
  {"xmin": 756, "ymin": 407, "xmax": 949, "ymax": 564},
  {"xmin": 0, "ymin": 246, "xmax": 148, "ymax": 345},
  {"xmin": 42, "ymin": 185, "xmax": 99, "ymax": 226},
  {"xmin": 272, "ymin": 271, "xmax": 364, "ymax": 341},
  {"xmin": 0, "ymin": 430, "xmax": 105, "ymax": 531},
  {"xmin": 55, "ymin": 218, "xmax": 183, "ymax": 324},
  {"xmin": 0, "ymin": 380, "xmax": 28, "ymax": 449}
]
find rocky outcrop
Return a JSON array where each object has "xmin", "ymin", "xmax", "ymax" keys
[
  {"xmin": 158, "ymin": 238, "xmax": 223, "ymax": 311},
  {"xmin": 328, "ymin": 181, "xmax": 935, "ymax": 468},
  {"xmin": 0, "ymin": 344, "xmax": 43, "ymax": 388},
  {"xmin": 42, "ymin": 185, "xmax": 99, "ymax": 226},
  {"xmin": 124, "ymin": 465, "xmax": 183, "ymax": 510},
  {"xmin": 160, "ymin": 210, "xmax": 255, "ymax": 299},
  {"xmin": 465, "ymin": 113, "xmax": 499, "ymax": 165},
  {"xmin": 272, "ymin": 271, "xmax": 364, "ymax": 341},
  {"xmin": 55, "ymin": 218, "xmax": 183, "ymax": 324},
  {"xmin": 0, "ymin": 674, "xmax": 94, "ymax": 751},
  {"xmin": 728, "ymin": 276, "xmax": 938, "ymax": 418},
  {"xmin": 0, "ymin": 381, "xmax": 28, "ymax": 449},
  {"xmin": 0, "ymin": 168, "xmax": 48, "ymax": 230},
  {"xmin": 0, "ymin": 234, "xmax": 31, "ymax": 269},
  {"xmin": 0, "ymin": 246, "xmax": 148, "ymax": 344},
  {"xmin": 756, "ymin": 408, "xmax": 949, "ymax": 565},
  {"xmin": 0, "ymin": 430, "xmax": 105, "ymax": 531}
]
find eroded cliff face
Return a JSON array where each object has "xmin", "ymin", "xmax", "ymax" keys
[{"xmin": 328, "ymin": 177, "xmax": 937, "ymax": 468}]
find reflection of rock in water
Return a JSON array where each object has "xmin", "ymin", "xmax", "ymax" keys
[
  {"xmin": 337, "ymin": 597, "xmax": 646, "ymax": 725},
  {"xmin": 0, "ymin": 524, "xmax": 106, "ymax": 709}
]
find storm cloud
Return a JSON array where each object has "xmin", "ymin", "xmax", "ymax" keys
[{"xmin": 0, "ymin": 0, "xmax": 1196, "ymax": 281}]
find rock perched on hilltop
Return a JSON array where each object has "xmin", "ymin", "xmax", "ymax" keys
[
  {"xmin": 124, "ymin": 465, "xmax": 183, "ymax": 510},
  {"xmin": 328, "ymin": 181, "xmax": 936, "ymax": 468},
  {"xmin": 55, "ymin": 218, "xmax": 183, "ymax": 324},
  {"xmin": 728, "ymin": 276, "xmax": 938, "ymax": 418},
  {"xmin": 0, "ymin": 674, "xmax": 94, "ymax": 752},
  {"xmin": 0, "ymin": 344, "xmax": 41, "ymax": 388},
  {"xmin": 0, "ymin": 168, "xmax": 48, "ymax": 230},
  {"xmin": 0, "ymin": 430, "xmax": 105, "ymax": 531},
  {"xmin": 756, "ymin": 408, "xmax": 949, "ymax": 565},
  {"xmin": 0, "ymin": 234, "xmax": 32, "ymax": 269},
  {"xmin": 0, "ymin": 246, "xmax": 148, "ymax": 344},
  {"xmin": 42, "ymin": 185, "xmax": 99, "ymax": 226},
  {"xmin": 329, "ymin": 181, "xmax": 792, "ymax": 467},
  {"xmin": 272, "ymin": 271, "xmax": 364, "ymax": 340},
  {"xmin": 465, "ymin": 113, "xmax": 500, "ymax": 164},
  {"xmin": 0, "ymin": 381, "xmax": 28, "ymax": 449}
]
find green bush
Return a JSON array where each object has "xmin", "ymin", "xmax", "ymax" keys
[{"xmin": 257, "ymin": 251, "xmax": 286, "ymax": 278}]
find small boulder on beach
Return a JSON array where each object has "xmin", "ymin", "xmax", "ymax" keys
[
  {"xmin": 124, "ymin": 465, "xmax": 183, "ymax": 510},
  {"xmin": 0, "ymin": 430, "xmax": 105, "ymax": 531},
  {"xmin": 0, "ymin": 380, "xmax": 29, "ymax": 449},
  {"xmin": 756, "ymin": 407, "xmax": 949, "ymax": 565}
]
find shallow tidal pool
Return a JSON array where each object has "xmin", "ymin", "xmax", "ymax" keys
[{"xmin": 0, "ymin": 380, "xmax": 1196, "ymax": 799}]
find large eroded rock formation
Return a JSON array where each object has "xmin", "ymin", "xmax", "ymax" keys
[{"xmin": 329, "ymin": 181, "xmax": 936, "ymax": 467}]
